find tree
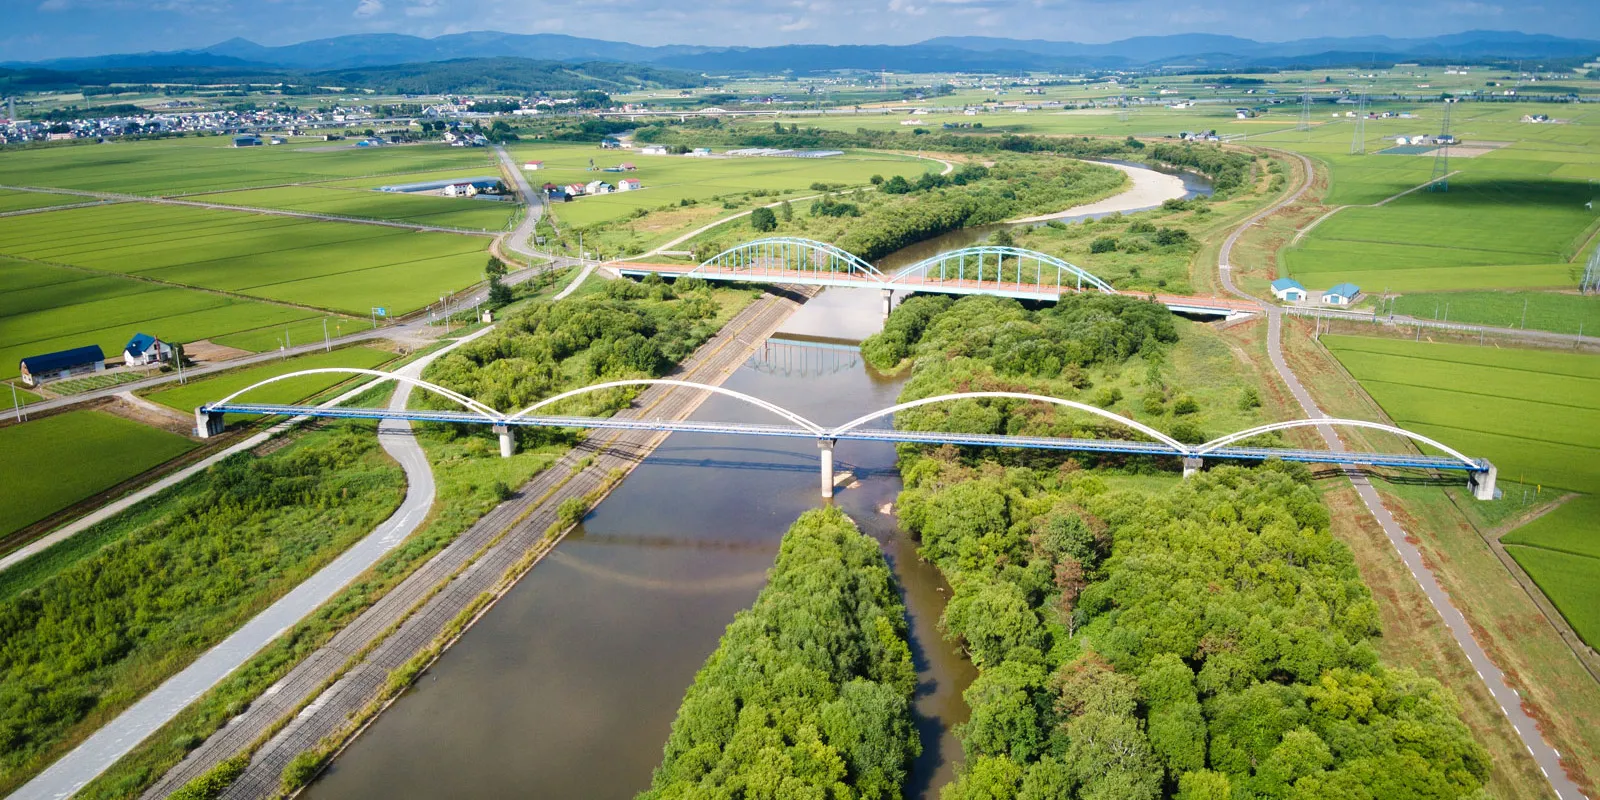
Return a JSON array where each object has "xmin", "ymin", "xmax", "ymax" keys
[
  {"xmin": 487, "ymin": 274, "xmax": 513, "ymax": 307},
  {"xmin": 485, "ymin": 256, "xmax": 508, "ymax": 278},
  {"xmin": 779, "ymin": 199, "xmax": 793, "ymax": 222},
  {"xmin": 750, "ymin": 206, "xmax": 778, "ymax": 232},
  {"xmin": 989, "ymin": 227, "xmax": 1015, "ymax": 248},
  {"xmin": 881, "ymin": 174, "xmax": 912, "ymax": 194}
]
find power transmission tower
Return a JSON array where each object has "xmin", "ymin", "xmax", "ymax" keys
[
  {"xmin": 1117, "ymin": 96, "xmax": 1129, "ymax": 122},
  {"xmin": 1297, "ymin": 91, "xmax": 1311, "ymax": 132},
  {"xmin": 1349, "ymin": 91, "xmax": 1368, "ymax": 155},
  {"xmin": 1582, "ymin": 246, "xmax": 1600, "ymax": 295},
  {"xmin": 1429, "ymin": 99, "xmax": 1452, "ymax": 192}
]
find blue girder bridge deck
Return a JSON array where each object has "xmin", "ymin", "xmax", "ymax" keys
[{"xmin": 209, "ymin": 402, "xmax": 1487, "ymax": 473}]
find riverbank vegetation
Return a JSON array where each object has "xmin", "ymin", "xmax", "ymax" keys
[
  {"xmin": 0, "ymin": 423, "xmax": 402, "ymax": 796},
  {"xmin": 639, "ymin": 507, "xmax": 920, "ymax": 799},
  {"xmin": 686, "ymin": 156, "xmax": 1126, "ymax": 263}
]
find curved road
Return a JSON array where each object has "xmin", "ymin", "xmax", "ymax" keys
[
  {"xmin": 1218, "ymin": 151, "xmax": 1586, "ymax": 800},
  {"xmin": 7, "ymin": 328, "xmax": 494, "ymax": 800}
]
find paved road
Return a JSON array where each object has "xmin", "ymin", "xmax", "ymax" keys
[
  {"xmin": 1219, "ymin": 151, "xmax": 1587, "ymax": 800},
  {"xmin": 492, "ymin": 145, "xmax": 545, "ymax": 259},
  {"xmin": 6, "ymin": 327, "xmax": 494, "ymax": 800},
  {"xmin": 0, "ymin": 185, "xmax": 498, "ymax": 236}
]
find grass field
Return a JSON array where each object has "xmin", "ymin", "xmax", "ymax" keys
[
  {"xmin": 1501, "ymin": 498, "xmax": 1600, "ymax": 647},
  {"xmin": 1390, "ymin": 291, "xmax": 1600, "ymax": 335},
  {"xmin": 508, "ymin": 143, "xmax": 933, "ymax": 229},
  {"xmin": 0, "ymin": 409, "xmax": 197, "ymax": 538},
  {"xmin": 0, "ymin": 137, "xmax": 497, "ymax": 196},
  {"xmin": 143, "ymin": 345, "xmax": 397, "ymax": 413},
  {"xmin": 193, "ymin": 185, "xmax": 516, "ymax": 232},
  {"xmin": 0, "ymin": 203, "xmax": 489, "ymax": 315},
  {"xmin": 1323, "ymin": 334, "xmax": 1600, "ymax": 494}
]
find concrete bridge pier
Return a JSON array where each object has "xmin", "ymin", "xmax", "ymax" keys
[
  {"xmin": 194, "ymin": 407, "xmax": 225, "ymax": 438},
  {"xmin": 881, "ymin": 289, "xmax": 895, "ymax": 318},
  {"xmin": 1182, "ymin": 456, "xmax": 1204, "ymax": 478},
  {"xmin": 1469, "ymin": 462, "xmax": 1498, "ymax": 501},
  {"xmin": 819, "ymin": 438, "xmax": 836, "ymax": 498},
  {"xmin": 494, "ymin": 424, "xmax": 516, "ymax": 458}
]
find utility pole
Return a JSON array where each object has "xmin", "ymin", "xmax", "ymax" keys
[
  {"xmin": 323, "ymin": 319, "xmax": 331, "ymax": 352},
  {"xmin": 1349, "ymin": 90, "xmax": 1368, "ymax": 155},
  {"xmin": 11, "ymin": 383, "xmax": 22, "ymax": 423},
  {"xmin": 1521, "ymin": 297, "xmax": 1529, "ymax": 329},
  {"xmin": 1297, "ymin": 90, "xmax": 1311, "ymax": 133}
]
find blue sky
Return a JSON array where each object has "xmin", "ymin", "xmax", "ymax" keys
[{"xmin": 3, "ymin": 0, "xmax": 1598, "ymax": 62}]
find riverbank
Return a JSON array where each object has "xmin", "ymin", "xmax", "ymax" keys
[{"xmin": 1008, "ymin": 161, "xmax": 1188, "ymax": 223}]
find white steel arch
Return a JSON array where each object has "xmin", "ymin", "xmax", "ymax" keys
[
  {"xmin": 828, "ymin": 391, "xmax": 1191, "ymax": 453},
  {"xmin": 209, "ymin": 368, "xmax": 503, "ymax": 421},
  {"xmin": 509, "ymin": 378, "xmax": 827, "ymax": 435},
  {"xmin": 887, "ymin": 246, "xmax": 1116, "ymax": 294},
  {"xmin": 694, "ymin": 236, "xmax": 885, "ymax": 280},
  {"xmin": 1197, "ymin": 418, "xmax": 1480, "ymax": 468}
]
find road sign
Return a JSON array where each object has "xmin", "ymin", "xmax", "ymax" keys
[{"xmin": 373, "ymin": 307, "xmax": 388, "ymax": 317}]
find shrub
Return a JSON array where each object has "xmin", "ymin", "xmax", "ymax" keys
[
  {"xmin": 279, "ymin": 750, "xmax": 326, "ymax": 793},
  {"xmin": 1239, "ymin": 387, "xmax": 1261, "ymax": 410},
  {"xmin": 1090, "ymin": 236, "xmax": 1119, "ymax": 254},
  {"xmin": 170, "ymin": 755, "xmax": 248, "ymax": 800},
  {"xmin": 1172, "ymin": 395, "xmax": 1199, "ymax": 415}
]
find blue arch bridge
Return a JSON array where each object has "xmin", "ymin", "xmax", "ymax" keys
[
  {"xmin": 196, "ymin": 371, "xmax": 1498, "ymax": 501},
  {"xmin": 615, "ymin": 238, "xmax": 1262, "ymax": 318}
]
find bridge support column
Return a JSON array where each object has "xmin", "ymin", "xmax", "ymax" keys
[
  {"xmin": 1182, "ymin": 456, "xmax": 1203, "ymax": 478},
  {"xmin": 819, "ymin": 438, "xmax": 836, "ymax": 499},
  {"xmin": 1469, "ymin": 462, "xmax": 1498, "ymax": 501},
  {"xmin": 194, "ymin": 407, "xmax": 225, "ymax": 438},
  {"xmin": 494, "ymin": 424, "xmax": 516, "ymax": 458},
  {"xmin": 881, "ymin": 289, "xmax": 894, "ymax": 318}
]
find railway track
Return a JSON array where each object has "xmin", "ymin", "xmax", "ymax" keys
[{"xmin": 144, "ymin": 290, "xmax": 808, "ymax": 799}]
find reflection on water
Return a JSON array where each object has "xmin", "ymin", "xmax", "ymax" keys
[{"xmin": 308, "ymin": 291, "xmax": 974, "ymax": 800}]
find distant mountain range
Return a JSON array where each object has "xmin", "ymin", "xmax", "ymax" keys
[{"xmin": 5, "ymin": 29, "xmax": 1597, "ymax": 75}]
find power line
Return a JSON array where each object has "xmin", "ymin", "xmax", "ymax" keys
[{"xmin": 1297, "ymin": 90, "xmax": 1311, "ymax": 132}]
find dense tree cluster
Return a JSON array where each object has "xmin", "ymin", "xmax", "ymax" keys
[
  {"xmin": 894, "ymin": 458, "xmax": 1490, "ymax": 799},
  {"xmin": 640, "ymin": 508, "xmax": 920, "ymax": 799},
  {"xmin": 0, "ymin": 431, "xmax": 402, "ymax": 783},
  {"xmin": 423, "ymin": 277, "xmax": 736, "ymax": 416}
]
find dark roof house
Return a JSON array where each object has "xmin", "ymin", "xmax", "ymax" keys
[{"xmin": 19, "ymin": 345, "xmax": 105, "ymax": 386}]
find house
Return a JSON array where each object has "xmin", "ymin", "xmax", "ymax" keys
[
  {"xmin": 640, "ymin": 145, "xmax": 668, "ymax": 155},
  {"xmin": 1270, "ymin": 278, "xmax": 1307, "ymax": 302},
  {"xmin": 692, "ymin": 147, "xmax": 713, "ymax": 156},
  {"xmin": 19, "ymin": 345, "xmax": 105, "ymax": 387},
  {"xmin": 600, "ymin": 137, "xmax": 622, "ymax": 149},
  {"xmin": 1322, "ymin": 283, "xmax": 1361, "ymax": 306},
  {"xmin": 233, "ymin": 135, "xmax": 262, "ymax": 147},
  {"xmin": 564, "ymin": 183, "xmax": 587, "ymax": 196},
  {"xmin": 443, "ymin": 183, "xmax": 479, "ymax": 197},
  {"xmin": 619, "ymin": 178, "xmax": 642, "ymax": 191},
  {"xmin": 619, "ymin": 162, "xmax": 636, "ymax": 171},
  {"xmin": 123, "ymin": 333, "xmax": 173, "ymax": 367},
  {"xmin": 523, "ymin": 161, "xmax": 544, "ymax": 170},
  {"xmin": 584, "ymin": 179, "xmax": 613, "ymax": 195}
]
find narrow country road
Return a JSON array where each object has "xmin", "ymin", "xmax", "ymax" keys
[
  {"xmin": 492, "ymin": 145, "xmax": 544, "ymax": 258},
  {"xmin": 1218, "ymin": 151, "xmax": 1586, "ymax": 800},
  {"xmin": 7, "ymin": 327, "xmax": 495, "ymax": 800}
]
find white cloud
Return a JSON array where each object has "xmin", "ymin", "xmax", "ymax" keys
[
  {"xmin": 354, "ymin": 0, "xmax": 383, "ymax": 16},
  {"xmin": 405, "ymin": 0, "xmax": 441, "ymax": 16}
]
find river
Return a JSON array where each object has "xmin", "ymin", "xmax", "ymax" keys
[
  {"xmin": 306, "ymin": 159, "xmax": 1210, "ymax": 799},
  {"xmin": 307, "ymin": 289, "xmax": 975, "ymax": 800}
]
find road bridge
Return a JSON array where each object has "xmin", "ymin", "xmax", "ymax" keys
[
  {"xmin": 199, "ymin": 373, "xmax": 1497, "ymax": 501},
  {"xmin": 614, "ymin": 237, "xmax": 1258, "ymax": 318}
]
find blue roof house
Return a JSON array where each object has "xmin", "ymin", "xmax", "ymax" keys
[
  {"xmin": 1322, "ymin": 283, "xmax": 1361, "ymax": 306},
  {"xmin": 1270, "ymin": 278, "xmax": 1307, "ymax": 302},
  {"xmin": 19, "ymin": 345, "xmax": 105, "ymax": 387},
  {"xmin": 124, "ymin": 333, "xmax": 173, "ymax": 367}
]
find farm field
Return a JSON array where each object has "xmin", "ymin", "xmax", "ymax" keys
[
  {"xmin": 144, "ymin": 345, "xmax": 397, "ymax": 414},
  {"xmin": 191, "ymin": 185, "xmax": 516, "ymax": 232},
  {"xmin": 0, "ymin": 189, "xmax": 93, "ymax": 214},
  {"xmin": 507, "ymin": 143, "xmax": 933, "ymax": 229},
  {"xmin": 1390, "ymin": 290, "xmax": 1600, "ymax": 335},
  {"xmin": 0, "ymin": 203, "xmax": 489, "ymax": 315},
  {"xmin": 0, "ymin": 409, "xmax": 197, "ymax": 538},
  {"xmin": 0, "ymin": 137, "xmax": 497, "ymax": 196},
  {"xmin": 1323, "ymin": 334, "xmax": 1600, "ymax": 495},
  {"xmin": 1270, "ymin": 103, "xmax": 1600, "ymax": 293},
  {"xmin": 0, "ymin": 257, "xmax": 323, "ymax": 381},
  {"xmin": 1501, "ymin": 497, "xmax": 1600, "ymax": 646}
]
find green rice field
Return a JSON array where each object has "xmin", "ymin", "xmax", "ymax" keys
[
  {"xmin": 192, "ymin": 185, "xmax": 516, "ymax": 232},
  {"xmin": 0, "ymin": 203, "xmax": 489, "ymax": 315},
  {"xmin": 508, "ymin": 144, "xmax": 934, "ymax": 229},
  {"xmin": 0, "ymin": 137, "xmax": 498, "ymax": 196},
  {"xmin": 0, "ymin": 257, "xmax": 323, "ymax": 380},
  {"xmin": 1390, "ymin": 291, "xmax": 1600, "ymax": 335},
  {"xmin": 1323, "ymin": 334, "xmax": 1600, "ymax": 494},
  {"xmin": 1501, "ymin": 495, "xmax": 1600, "ymax": 647},
  {"xmin": 143, "ymin": 345, "xmax": 397, "ymax": 413},
  {"xmin": 0, "ymin": 409, "xmax": 198, "ymax": 538},
  {"xmin": 0, "ymin": 190, "xmax": 93, "ymax": 214}
]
